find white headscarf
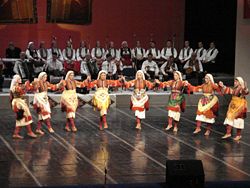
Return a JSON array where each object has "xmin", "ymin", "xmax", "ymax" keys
[
  {"xmin": 10, "ymin": 75, "xmax": 21, "ymax": 92},
  {"xmin": 236, "ymin": 77, "xmax": 245, "ymax": 88},
  {"xmin": 135, "ymin": 70, "xmax": 145, "ymax": 80},
  {"xmin": 65, "ymin": 71, "xmax": 74, "ymax": 80},
  {"xmin": 205, "ymin": 73, "xmax": 214, "ymax": 84},
  {"xmin": 174, "ymin": 71, "xmax": 182, "ymax": 81},
  {"xmin": 27, "ymin": 41, "xmax": 34, "ymax": 49},
  {"xmin": 38, "ymin": 72, "xmax": 47, "ymax": 81},
  {"xmin": 97, "ymin": 70, "xmax": 107, "ymax": 80}
]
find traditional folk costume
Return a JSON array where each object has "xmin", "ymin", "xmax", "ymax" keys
[
  {"xmin": 60, "ymin": 71, "xmax": 89, "ymax": 132},
  {"xmin": 191, "ymin": 74, "xmax": 220, "ymax": 135},
  {"xmin": 33, "ymin": 72, "xmax": 60, "ymax": 134},
  {"xmin": 221, "ymin": 77, "xmax": 249, "ymax": 141},
  {"xmin": 89, "ymin": 70, "xmax": 122, "ymax": 130},
  {"xmin": 63, "ymin": 45, "xmax": 80, "ymax": 74},
  {"xmin": 10, "ymin": 75, "xmax": 37, "ymax": 139},
  {"xmin": 159, "ymin": 71, "xmax": 189, "ymax": 132},
  {"xmin": 124, "ymin": 70, "xmax": 153, "ymax": 130}
]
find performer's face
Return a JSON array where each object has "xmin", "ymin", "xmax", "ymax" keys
[
  {"xmin": 17, "ymin": 77, "xmax": 22, "ymax": 84},
  {"xmin": 137, "ymin": 72, "xmax": 143, "ymax": 80},
  {"xmin": 234, "ymin": 79, "xmax": 240, "ymax": 87},
  {"xmin": 100, "ymin": 73, "xmax": 106, "ymax": 80},
  {"xmin": 42, "ymin": 75, "xmax": 47, "ymax": 82},
  {"xmin": 174, "ymin": 73, "xmax": 179, "ymax": 81},
  {"xmin": 69, "ymin": 73, "xmax": 74, "ymax": 80},
  {"xmin": 205, "ymin": 76, "xmax": 210, "ymax": 83}
]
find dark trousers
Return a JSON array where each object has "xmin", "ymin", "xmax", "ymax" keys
[{"xmin": 0, "ymin": 76, "xmax": 4, "ymax": 91}]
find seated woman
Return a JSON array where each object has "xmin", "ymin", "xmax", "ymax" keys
[{"xmin": 123, "ymin": 70, "xmax": 154, "ymax": 130}]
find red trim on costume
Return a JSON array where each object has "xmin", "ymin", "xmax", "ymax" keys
[{"xmin": 167, "ymin": 106, "xmax": 181, "ymax": 112}]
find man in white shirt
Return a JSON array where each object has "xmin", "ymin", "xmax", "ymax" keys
[
  {"xmin": 160, "ymin": 56, "xmax": 178, "ymax": 81},
  {"xmin": 145, "ymin": 41, "xmax": 161, "ymax": 64},
  {"xmin": 76, "ymin": 41, "xmax": 90, "ymax": 62},
  {"xmin": 178, "ymin": 40, "xmax": 193, "ymax": 71},
  {"xmin": 183, "ymin": 53, "xmax": 203, "ymax": 85},
  {"xmin": 62, "ymin": 40, "xmax": 80, "ymax": 74},
  {"xmin": 131, "ymin": 40, "xmax": 145, "ymax": 70},
  {"xmin": 46, "ymin": 52, "xmax": 64, "ymax": 78},
  {"xmin": 48, "ymin": 40, "xmax": 63, "ymax": 61},
  {"xmin": 204, "ymin": 42, "xmax": 219, "ymax": 73},
  {"xmin": 161, "ymin": 40, "xmax": 178, "ymax": 61},
  {"xmin": 102, "ymin": 53, "xmax": 117, "ymax": 80},
  {"xmin": 141, "ymin": 53, "xmax": 159, "ymax": 80},
  {"xmin": 91, "ymin": 41, "xmax": 105, "ymax": 69},
  {"xmin": 194, "ymin": 41, "xmax": 207, "ymax": 62},
  {"xmin": 37, "ymin": 41, "xmax": 49, "ymax": 64}
]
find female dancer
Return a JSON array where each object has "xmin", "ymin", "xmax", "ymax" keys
[
  {"xmin": 10, "ymin": 75, "xmax": 37, "ymax": 139},
  {"xmin": 123, "ymin": 70, "xmax": 154, "ymax": 129},
  {"xmin": 155, "ymin": 71, "xmax": 189, "ymax": 132},
  {"xmin": 60, "ymin": 71, "xmax": 90, "ymax": 132},
  {"xmin": 89, "ymin": 70, "xmax": 122, "ymax": 130},
  {"xmin": 33, "ymin": 72, "xmax": 60, "ymax": 134},
  {"xmin": 219, "ymin": 77, "xmax": 249, "ymax": 141},
  {"xmin": 191, "ymin": 74, "xmax": 221, "ymax": 136}
]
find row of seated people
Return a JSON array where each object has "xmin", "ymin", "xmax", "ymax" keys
[
  {"xmin": 2, "ymin": 39, "xmax": 218, "ymax": 76},
  {"xmin": 0, "ymin": 39, "xmax": 218, "ymax": 91},
  {"xmin": 0, "ymin": 50, "xmax": 204, "ymax": 92}
]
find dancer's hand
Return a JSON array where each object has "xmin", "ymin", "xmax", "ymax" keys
[{"xmin": 154, "ymin": 79, "xmax": 160, "ymax": 84}]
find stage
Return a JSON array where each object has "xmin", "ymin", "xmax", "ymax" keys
[{"xmin": 0, "ymin": 96, "xmax": 250, "ymax": 187}]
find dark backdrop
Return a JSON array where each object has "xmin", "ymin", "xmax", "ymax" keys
[{"xmin": 185, "ymin": 0, "xmax": 237, "ymax": 74}]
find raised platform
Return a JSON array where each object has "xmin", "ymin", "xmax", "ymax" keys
[{"xmin": 0, "ymin": 91, "xmax": 232, "ymax": 109}]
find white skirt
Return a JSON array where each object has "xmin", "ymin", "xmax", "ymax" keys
[
  {"xmin": 224, "ymin": 118, "xmax": 244, "ymax": 129},
  {"xmin": 196, "ymin": 115, "xmax": 215, "ymax": 124},
  {"xmin": 135, "ymin": 110, "xmax": 146, "ymax": 119},
  {"xmin": 168, "ymin": 110, "xmax": 180, "ymax": 121}
]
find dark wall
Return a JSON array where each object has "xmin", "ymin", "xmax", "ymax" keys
[{"xmin": 185, "ymin": 0, "xmax": 237, "ymax": 74}]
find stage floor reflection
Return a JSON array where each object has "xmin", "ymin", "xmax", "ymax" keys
[{"xmin": 0, "ymin": 107, "xmax": 250, "ymax": 187}]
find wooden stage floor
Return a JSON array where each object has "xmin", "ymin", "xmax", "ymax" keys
[{"xmin": 0, "ymin": 106, "xmax": 250, "ymax": 187}]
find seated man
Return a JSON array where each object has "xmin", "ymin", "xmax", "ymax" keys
[
  {"xmin": 160, "ymin": 56, "xmax": 178, "ymax": 81},
  {"xmin": 141, "ymin": 53, "xmax": 159, "ymax": 80},
  {"xmin": 203, "ymin": 42, "xmax": 219, "ymax": 73},
  {"xmin": 81, "ymin": 54, "xmax": 99, "ymax": 80},
  {"xmin": 102, "ymin": 53, "xmax": 117, "ymax": 80},
  {"xmin": 5, "ymin": 42, "xmax": 21, "ymax": 78},
  {"xmin": 183, "ymin": 53, "xmax": 204, "ymax": 85},
  {"xmin": 46, "ymin": 52, "xmax": 64, "ymax": 82},
  {"xmin": 13, "ymin": 52, "xmax": 30, "ymax": 81}
]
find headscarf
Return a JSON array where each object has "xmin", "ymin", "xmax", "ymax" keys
[
  {"xmin": 135, "ymin": 70, "xmax": 145, "ymax": 80},
  {"xmin": 38, "ymin": 72, "xmax": 47, "ymax": 81},
  {"xmin": 97, "ymin": 70, "xmax": 107, "ymax": 80},
  {"xmin": 174, "ymin": 71, "xmax": 182, "ymax": 81},
  {"xmin": 236, "ymin": 77, "xmax": 245, "ymax": 88},
  {"xmin": 27, "ymin": 41, "xmax": 34, "ymax": 49},
  {"xmin": 65, "ymin": 71, "xmax": 74, "ymax": 80},
  {"xmin": 10, "ymin": 75, "xmax": 21, "ymax": 92},
  {"xmin": 205, "ymin": 73, "xmax": 214, "ymax": 84}
]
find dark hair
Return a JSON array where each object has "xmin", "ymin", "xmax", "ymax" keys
[
  {"xmin": 106, "ymin": 53, "xmax": 112, "ymax": 59},
  {"xmin": 52, "ymin": 52, "xmax": 58, "ymax": 56}
]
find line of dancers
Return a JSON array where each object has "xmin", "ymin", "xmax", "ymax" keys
[{"xmin": 9, "ymin": 70, "xmax": 248, "ymax": 141}]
